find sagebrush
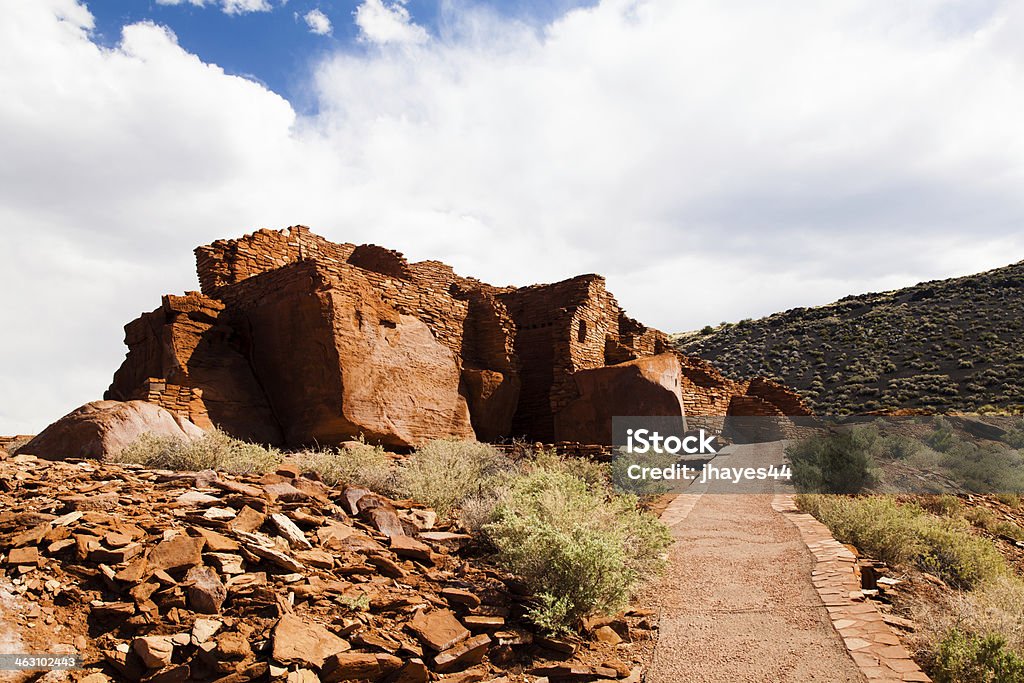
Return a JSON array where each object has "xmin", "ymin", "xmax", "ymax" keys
[
  {"xmin": 796, "ymin": 494, "xmax": 1007, "ymax": 589},
  {"xmin": 484, "ymin": 463, "xmax": 671, "ymax": 634},
  {"xmin": 114, "ymin": 429, "xmax": 282, "ymax": 474}
]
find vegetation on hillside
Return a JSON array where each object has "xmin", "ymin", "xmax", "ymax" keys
[{"xmin": 674, "ymin": 260, "xmax": 1024, "ymax": 414}]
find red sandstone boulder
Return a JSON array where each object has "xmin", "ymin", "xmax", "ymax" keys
[
  {"xmin": 234, "ymin": 263, "xmax": 475, "ymax": 449},
  {"xmin": 553, "ymin": 353, "xmax": 686, "ymax": 444},
  {"xmin": 16, "ymin": 400, "xmax": 205, "ymax": 461}
]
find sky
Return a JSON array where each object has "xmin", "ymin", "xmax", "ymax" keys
[{"xmin": 2, "ymin": 0, "xmax": 1024, "ymax": 434}]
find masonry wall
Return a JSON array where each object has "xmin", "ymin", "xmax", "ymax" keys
[
  {"xmin": 195, "ymin": 226, "xmax": 357, "ymax": 296},
  {"xmin": 746, "ymin": 377, "xmax": 813, "ymax": 416},
  {"xmin": 131, "ymin": 378, "xmax": 213, "ymax": 430},
  {"xmin": 498, "ymin": 275, "xmax": 610, "ymax": 440}
]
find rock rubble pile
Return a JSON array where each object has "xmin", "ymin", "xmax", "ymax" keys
[{"xmin": 0, "ymin": 448, "xmax": 655, "ymax": 683}]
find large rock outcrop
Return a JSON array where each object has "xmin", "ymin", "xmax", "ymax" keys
[
  {"xmin": 553, "ymin": 353, "xmax": 686, "ymax": 444},
  {"xmin": 105, "ymin": 226, "xmax": 810, "ymax": 447},
  {"xmin": 228, "ymin": 262, "xmax": 474, "ymax": 448},
  {"xmin": 17, "ymin": 400, "xmax": 204, "ymax": 461}
]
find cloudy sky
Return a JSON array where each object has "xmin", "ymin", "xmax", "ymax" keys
[{"xmin": 2, "ymin": 0, "xmax": 1024, "ymax": 434}]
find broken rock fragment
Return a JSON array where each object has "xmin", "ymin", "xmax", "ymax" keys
[
  {"xmin": 148, "ymin": 535, "xmax": 205, "ymax": 572},
  {"xmin": 408, "ymin": 609, "xmax": 471, "ymax": 652},
  {"xmin": 269, "ymin": 513, "xmax": 313, "ymax": 550},
  {"xmin": 389, "ymin": 535, "xmax": 433, "ymax": 564},
  {"xmin": 433, "ymin": 634, "xmax": 492, "ymax": 673},
  {"xmin": 132, "ymin": 635, "xmax": 175, "ymax": 669},
  {"xmin": 271, "ymin": 614, "xmax": 350, "ymax": 668},
  {"xmin": 185, "ymin": 565, "xmax": 227, "ymax": 614}
]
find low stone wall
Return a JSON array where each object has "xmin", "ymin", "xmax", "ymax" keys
[{"xmin": 131, "ymin": 378, "xmax": 213, "ymax": 430}]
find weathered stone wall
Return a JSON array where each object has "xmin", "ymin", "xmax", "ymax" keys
[
  {"xmin": 130, "ymin": 378, "xmax": 213, "ymax": 430},
  {"xmin": 497, "ymin": 275, "xmax": 609, "ymax": 441},
  {"xmin": 195, "ymin": 226, "xmax": 356, "ymax": 295},
  {"xmin": 677, "ymin": 355, "xmax": 745, "ymax": 417},
  {"xmin": 746, "ymin": 377, "xmax": 813, "ymax": 416}
]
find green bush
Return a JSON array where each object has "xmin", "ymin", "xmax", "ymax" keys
[
  {"xmin": 915, "ymin": 519, "xmax": 1009, "ymax": 590},
  {"xmin": 966, "ymin": 507, "xmax": 998, "ymax": 528},
  {"xmin": 484, "ymin": 465, "xmax": 670, "ymax": 634},
  {"xmin": 786, "ymin": 427, "xmax": 878, "ymax": 494},
  {"xmin": 989, "ymin": 521, "xmax": 1024, "ymax": 542},
  {"xmin": 928, "ymin": 417, "xmax": 957, "ymax": 452},
  {"xmin": 932, "ymin": 630, "xmax": 1024, "ymax": 683},
  {"xmin": 881, "ymin": 433, "xmax": 920, "ymax": 460},
  {"xmin": 114, "ymin": 429, "xmax": 282, "ymax": 474},
  {"xmin": 796, "ymin": 495, "xmax": 920, "ymax": 566},
  {"xmin": 397, "ymin": 440, "xmax": 514, "ymax": 520},
  {"xmin": 1004, "ymin": 429, "xmax": 1024, "ymax": 450},
  {"xmin": 796, "ymin": 495, "xmax": 1007, "ymax": 589}
]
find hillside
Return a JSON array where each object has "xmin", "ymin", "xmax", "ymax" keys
[{"xmin": 674, "ymin": 260, "xmax": 1024, "ymax": 415}]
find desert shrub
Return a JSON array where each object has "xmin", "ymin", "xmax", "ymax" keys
[
  {"xmin": 786, "ymin": 427, "xmax": 878, "ymax": 494},
  {"xmin": 114, "ymin": 429, "xmax": 282, "ymax": 474},
  {"xmin": 458, "ymin": 493, "xmax": 505, "ymax": 534},
  {"xmin": 989, "ymin": 521, "xmax": 1024, "ymax": 542},
  {"xmin": 996, "ymin": 493, "xmax": 1022, "ymax": 508},
  {"xmin": 532, "ymin": 448, "xmax": 610, "ymax": 489},
  {"xmin": 941, "ymin": 442, "xmax": 1024, "ymax": 494},
  {"xmin": 931, "ymin": 630, "xmax": 1024, "ymax": 683},
  {"xmin": 796, "ymin": 495, "xmax": 1007, "ymax": 589},
  {"xmin": 484, "ymin": 466, "xmax": 671, "ymax": 634},
  {"xmin": 292, "ymin": 443, "xmax": 396, "ymax": 493},
  {"xmin": 928, "ymin": 417, "xmax": 957, "ymax": 452},
  {"xmin": 796, "ymin": 495, "xmax": 920, "ymax": 566},
  {"xmin": 966, "ymin": 507, "xmax": 998, "ymax": 528},
  {"xmin": 397, "ymin": 440, "xmax": 514, "ymax": 520},
  {"xmin": 938, "ymin": 578, "xmax": 1024, "ymax": 655},
  {"xmin": 1004, "ymin": 428, "xmax": 1024, "ymax": 450},
  {"xmin": 921, "ymin": 495, "xmax": 963, "ymax": 517},
  {"xmin": 967, "ymin": 507, "xmax": 1024, "ymax": 542},
  {"xmin": 881, "ymin": 433, "xmax": 919, "ymax": 460},
  {"xmin": 915, "ymin": 519, "xmax": 1008, "ymax": 590}
]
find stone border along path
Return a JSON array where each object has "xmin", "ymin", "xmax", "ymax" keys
[
  {"xmin": 771, "ymin": 495, "xmax": 931, "ymax": 682},
  {"xmin": 646, "ymin": 442, "xmax": 930, "ymax": 682}
]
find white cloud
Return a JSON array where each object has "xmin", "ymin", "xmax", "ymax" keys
[
  {"xmin": 304, "ymin": 8, "xmax": 332, "ymax": 35},
  {"xmin": 2, "ymin": 0, "xmax": 1024, "ymax": 433},
  {"xmin": 154, "ymin": 0, "xmax": 273, "ymax": 15},
  {"xmin": 354, "ymin": 0, "xmax": 428, "ymax": 45},
  {"xmin": 221, "ymin": 0, "xmax": 272, "ymax": 14}
]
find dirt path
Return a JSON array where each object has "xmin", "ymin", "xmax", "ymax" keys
[{"xmin": 647, "ymin": 442, "xmax": 865, "ymax": 683}]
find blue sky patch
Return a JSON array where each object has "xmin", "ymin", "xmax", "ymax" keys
[{"xmin": 85, "ymin": 0, "xmax": 596, "ymax": 110}]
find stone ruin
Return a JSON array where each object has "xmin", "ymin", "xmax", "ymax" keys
[{"xmin": 105, "ymin": 226, "xmax": 810, "ymax": 448}]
